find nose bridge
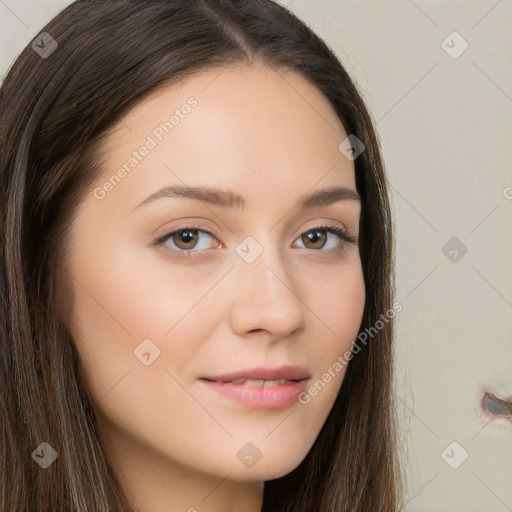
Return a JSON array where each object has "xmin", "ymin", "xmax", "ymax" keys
[
  {"xmin": 239, "ymin": 242, "xmax": 286, "ymax": 297},
  {"xmin": 229, "ymin": 235, "xmax": 305, "ymax": 337}
]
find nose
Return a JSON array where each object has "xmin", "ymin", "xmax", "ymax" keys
[{"xmin": 229, "ymin": 245, "xmax": 305, "ymax": 340}]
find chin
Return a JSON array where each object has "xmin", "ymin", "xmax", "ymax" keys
[{"xmin": 227, "ymin": 449, "xmax": 309, "ymax": 483}]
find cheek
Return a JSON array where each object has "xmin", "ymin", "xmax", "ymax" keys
[
  {"xmin": 329, "ymin": 267, "xmax": 365, "ymax": 351},
  {"xmin": 63, "ymin": 237, "xmax": 213, "ymax": 397},
  {"xmin": 63, "ymin": 246, "xmax": 230, "ymax": 460},
  {"xmin": 304, "ymin": 254, "xmax": 365, "ymax": 352},
  {"xmin": 68, "ymin": 233, "xmax": 219, "ymax": 338},
  {"xmin": 298, "ymin": 256, "xmax": 365, "ymax": 402}
]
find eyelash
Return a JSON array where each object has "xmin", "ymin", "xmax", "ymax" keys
[{"xmin": 153, "ymin": 224, "xmax": 358, "ymax": 261}]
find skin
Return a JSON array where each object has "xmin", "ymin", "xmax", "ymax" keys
[{"xmin": 62, "ymin": 62, "xmax": 365, "ymax": 512}]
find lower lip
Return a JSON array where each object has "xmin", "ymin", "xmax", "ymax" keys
[{"xmin": 200, "ymin": 379, "xmax": 307, "ymax": 410}]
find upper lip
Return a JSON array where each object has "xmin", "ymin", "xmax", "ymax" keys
[{"xmin": 201, "ymin": 365, "xmax": 311, "ymax": 383}]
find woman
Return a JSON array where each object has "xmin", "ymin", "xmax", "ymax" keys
[{"xmin": 0, "ymin": 1, "xmax": 403, "ymax": 510}]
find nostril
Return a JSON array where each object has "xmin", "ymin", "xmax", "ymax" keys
[{"xmin": 481, "ymin": 392, "xmax": 512, "ymax": 419}]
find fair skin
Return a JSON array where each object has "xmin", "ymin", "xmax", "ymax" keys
[{"xmin": 62, "ymin": 62, "xmax": 365, "ymax": 512}]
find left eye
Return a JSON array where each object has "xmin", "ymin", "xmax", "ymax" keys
[{"xmin": 294, "ymin": 226, "xmax": 354, "ymax": 250}]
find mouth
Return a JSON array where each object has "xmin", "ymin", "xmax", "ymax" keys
[
  {"xmin": 200, "ymin": 377, "xmax": 305, "ymax": 388},
  {"xmin": 200, "ymin": 364, "xmax": 311, "ymax": 384},
  {"xmin": 198, "ymin": 365, "xmax": 311, "ymax": 410}
]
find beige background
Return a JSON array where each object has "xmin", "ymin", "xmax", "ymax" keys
[{"xmin": 1, "ymin": 1, "xmax": 511, "ymax": 510}]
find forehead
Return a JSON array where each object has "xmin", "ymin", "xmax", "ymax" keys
[
  {"xmin": 118, "ymin": 61, "xmax": 344, "ymax": 135},
  {"xmin": 94, "ymin": 62, "xmax": 356, "ymax": 214}
]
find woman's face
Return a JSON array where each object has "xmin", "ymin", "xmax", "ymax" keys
[{"xmin": 63, "ymin": 62, "xmax": 365, "ymax": 490}]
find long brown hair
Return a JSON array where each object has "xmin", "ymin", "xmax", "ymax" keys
[{"xmin": 0, "ymin": 1, "xmax": 403, "ymax": 510}]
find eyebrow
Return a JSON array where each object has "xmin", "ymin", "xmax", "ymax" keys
[{"xmin": 133, "ymin": 184, "xmax": 361, "ymax": 211}]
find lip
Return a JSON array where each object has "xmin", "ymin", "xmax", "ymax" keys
[
  {"xmin": 199, "ymin": 365, "xmax": 311, "ymax": 410},
  {"xmin": 200, "ymin": 379, "xmax": 308, "ymax": 410},
  {"xmin": 200, "ymin": 365, "xmax": 311, "ymax": 383}
]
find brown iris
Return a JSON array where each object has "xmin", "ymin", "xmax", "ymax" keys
[
  {"xmin": 302, "ymin": 229, "xmax": 327, "ymax": 249},
  {"xmin": 172, "ymin": 229, "xmax": 199, "ymax": 250}
]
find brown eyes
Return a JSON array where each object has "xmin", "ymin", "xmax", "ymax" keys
[{"xmin": 154, "ymin": 224, "xmax": 357, "ymax": 260}]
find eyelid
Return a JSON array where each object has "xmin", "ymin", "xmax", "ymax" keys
[{"xmin": 153, "ymin": 223, "xmax": 357, "ymax": 260}]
